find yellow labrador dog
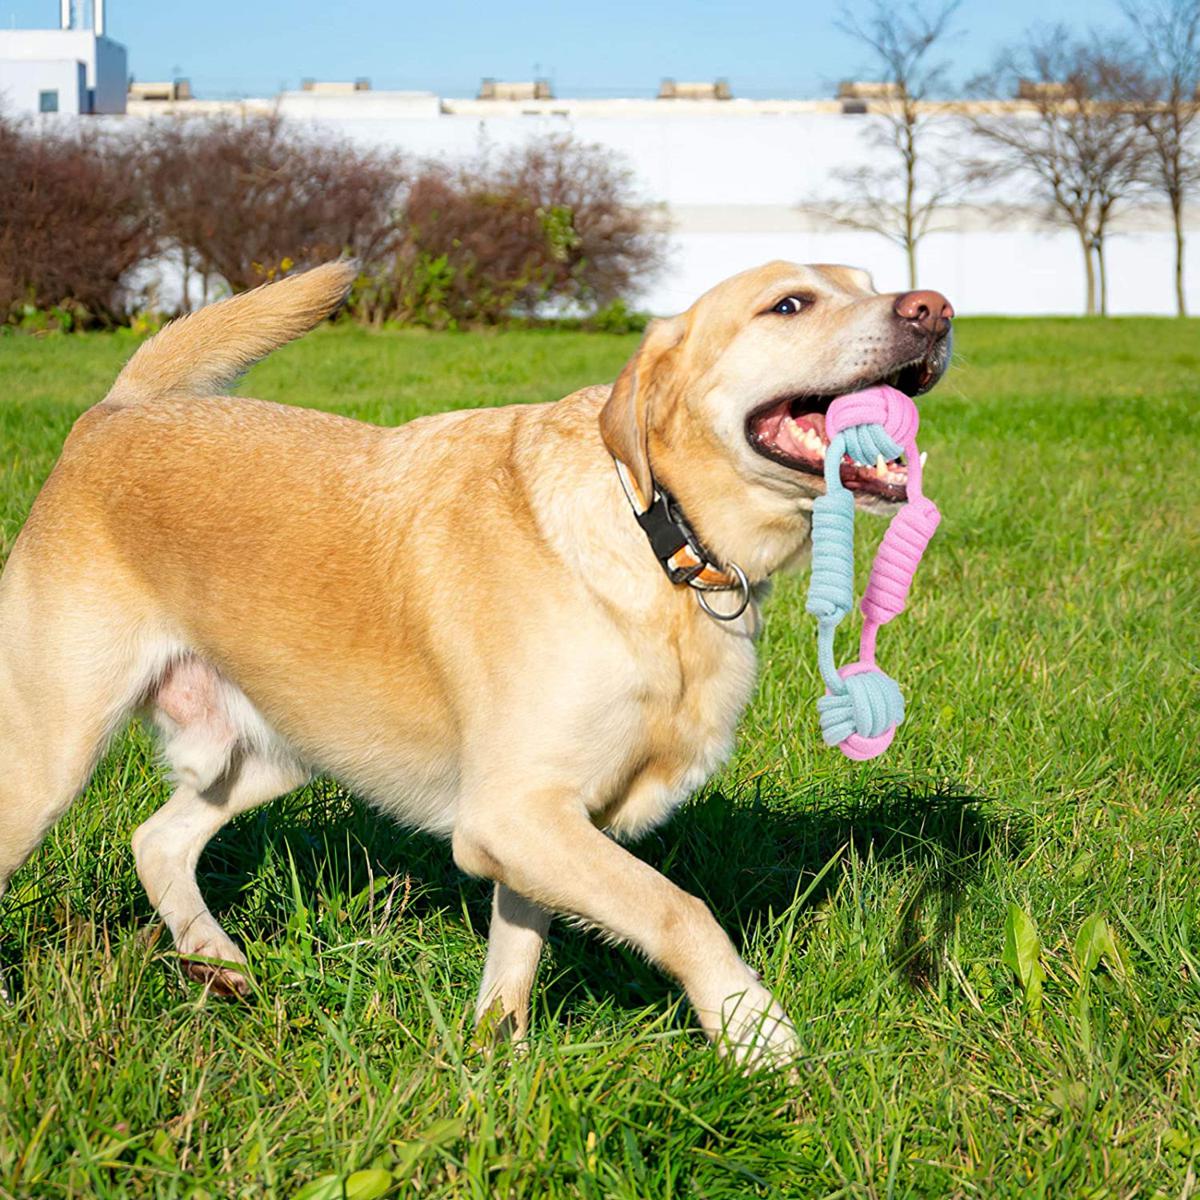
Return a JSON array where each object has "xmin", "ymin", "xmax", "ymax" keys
[{"xmin": 0, "ymin": 261, "xmax": 952, "ymax": 1067}]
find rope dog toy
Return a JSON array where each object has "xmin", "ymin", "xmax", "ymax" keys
[{"xmin": 805, "ymin": 384, "xmax": 940, "ymax": 760}]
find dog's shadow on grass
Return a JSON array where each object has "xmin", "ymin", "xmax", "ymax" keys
[
  {"xmin": 542, "ymin": 781, "xmax": 1025, "ymax": 1019},
  {"xmin": 192, "ymin": 775, "xmax": 1025, "ymax": 1021}
]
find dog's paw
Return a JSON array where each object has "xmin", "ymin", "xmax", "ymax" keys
[
  {"xmin": 175, "ymin": 924, "xmax": 251, "ymax": 999},
  {"xmin": 472, "ymin": 996, "xmax": 533, "ymax": 1059},
  {"xmin": 712, "ymin": 980, "xmax": 800, "ymax": 1072},
  {"xmin": 474, "ymin": 996, "xmax": 517, "ymax": 1041},
  {"xmin": 182, "ymin": 954, "xmax": 251, "ymax": 999}
]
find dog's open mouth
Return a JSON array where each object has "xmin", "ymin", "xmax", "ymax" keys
[{"xmin": 745, "ymin": 359, "xmax": 938, "ymax": 502}]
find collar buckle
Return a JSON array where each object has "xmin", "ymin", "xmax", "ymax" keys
[{"xmin": 633, "ymin": 491, "xmax": 707, "ymax": 586}]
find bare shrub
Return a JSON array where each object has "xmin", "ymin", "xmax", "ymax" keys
[
  {"xmin": 0, "ymin": 111, "xmax": 658, "ymax": 331},
  {"xmin": 142, "ymin": 111, "xmax": 404, "ymax": 297},
  {"xmin": 495, "ymin": 135, "xmax": 664, "ymax": 308},
  {"xmin": 0, "ymin": 117, "xmax": 154, "ymax": 328},
  {"xmin": 356, "ymin": 164, "xmax": 551, "ymax": 327},
  {"xmin": 354, "ymin": 135, "xmax": 664, "ymax": 327}
]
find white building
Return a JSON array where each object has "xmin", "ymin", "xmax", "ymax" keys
[{"xmin": 0, "ymin": 1, "xmax": 126, "ymax": 116}]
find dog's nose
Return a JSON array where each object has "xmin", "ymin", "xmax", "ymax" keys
[{"xmin": 893, "ymin": 290, "xmax": 954, "ymax": 336}]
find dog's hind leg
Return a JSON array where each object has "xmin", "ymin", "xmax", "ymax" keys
[
  {"xmin": 135, "ymin": 660, "xmax": 309, "ymax": 995},
  {"xmin": 0, "ymin": 555, "xmax": 151, "ymax": 903},
  {"xmin": 133, "ymin": 750, "xmax": 309, "ymax": 997},
  {"xmin": 474, "ymin": 883, "xmax": 551, "ymax": 1043}
]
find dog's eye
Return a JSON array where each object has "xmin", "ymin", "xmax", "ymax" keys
[{"xmin": 770, "ymin": 296, "xmax": 810, "ymax": 316}]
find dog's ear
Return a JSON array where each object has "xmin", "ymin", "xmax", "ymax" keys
[{"xmin": 599, "ymin": 316, "xmax": 684, "ymax": 506}]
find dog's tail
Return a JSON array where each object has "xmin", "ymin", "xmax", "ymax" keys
[{"xmin": 104, "ymin": 261, "xmax": 357, "ymax": 405}]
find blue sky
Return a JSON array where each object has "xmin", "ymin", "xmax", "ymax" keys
[{"xmin": 2, "ymin": 0, "xmax": 1127, "ymax": 100}]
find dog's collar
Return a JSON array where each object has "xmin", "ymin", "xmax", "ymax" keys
[{"xmin": 612, "ymin": 457, "xmax": 751, "ymax": 620}]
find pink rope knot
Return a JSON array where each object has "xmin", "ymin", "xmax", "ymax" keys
[{"xmin": 827, "ymin": 386, "xmax": 920, "ymax": 447}]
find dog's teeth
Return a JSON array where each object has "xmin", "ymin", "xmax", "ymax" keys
[
  {"xmin": 919, "ymin": 451, "xmax": 928, "ymax": 468},
  {"xmin": 781, "ymin": 413, "xmax": 833, "ymax": 459},
  {"xmin": 874, "ymin": 455, "xmax": 887, "ymax": 474}
]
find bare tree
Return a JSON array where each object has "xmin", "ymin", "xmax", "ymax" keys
[
  {"xmin": 1121, "ymin": 0, "xmax": 1200, "ymax": 315},
  {"xmin": 822, "ymin": 1, "xmax": 963, "ymax": 288},
  {"xmin": 968, "ymin": 31, "xmax": 1150, "ymax": 315}
]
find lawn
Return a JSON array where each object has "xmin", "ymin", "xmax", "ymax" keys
[{"xmin": 0, "ymin": 318, "xmax": 1198, "ymax": 1199}]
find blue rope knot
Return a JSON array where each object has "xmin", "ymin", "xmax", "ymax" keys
[
  {"xmin": 817, "ymin": 668, "xmax": 905, "ymax": 747},
  {"xmin": 841, "ymin": 423, "xmax": 902, "ymax": 468}
]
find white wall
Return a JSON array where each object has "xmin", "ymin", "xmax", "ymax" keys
[
  {"xmin": 261, "ymin": 104, "xmax": 1198, "ymax": 316},
  {"xmin": 102, "ymin": 97, "xmax": 1200, "ymax": 316}
]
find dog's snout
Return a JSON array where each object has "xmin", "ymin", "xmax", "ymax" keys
[{"xmin": 893, "ymin": 290, "xmax": 954, "ymax": 336}]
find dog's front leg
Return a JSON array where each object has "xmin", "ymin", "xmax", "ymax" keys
[
  {"xmin": 474, "ymin": 883, "xmax": 551, "ymax": 1043},
  {"xmin": 453, "ymin": 796, "xmax": 797, "ymax": 1069}
]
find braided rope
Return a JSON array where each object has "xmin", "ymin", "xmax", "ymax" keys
[{"xmin": 805, "ymin": 386, "xmax": 940, "ymax": 761}]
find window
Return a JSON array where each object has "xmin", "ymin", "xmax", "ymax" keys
[{"xmin": 38, "ymin": 90, "xmax": 59, "ymax": 114}]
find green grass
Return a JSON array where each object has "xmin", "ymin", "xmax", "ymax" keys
[{"xmin": 1, "ymin": 318, "xmax": 1198, "ymax": 1198}]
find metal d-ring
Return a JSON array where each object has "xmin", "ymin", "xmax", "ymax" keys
[{"xmin": 693, "ymin": 561, "xmax": 751, "ymax": 622}]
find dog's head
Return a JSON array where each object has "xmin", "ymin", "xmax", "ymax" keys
[{"xmin": 600, "ymin": 261, "xmax": 953, "ymax": 577}]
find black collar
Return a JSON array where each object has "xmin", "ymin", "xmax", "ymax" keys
[
  {"xmin": 612, "ymin": 457, "xmax": 753, "ymax": 622},
  {"xmin": 612, "ymin": 457, "xmax": 738, "ymax": 590}
]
